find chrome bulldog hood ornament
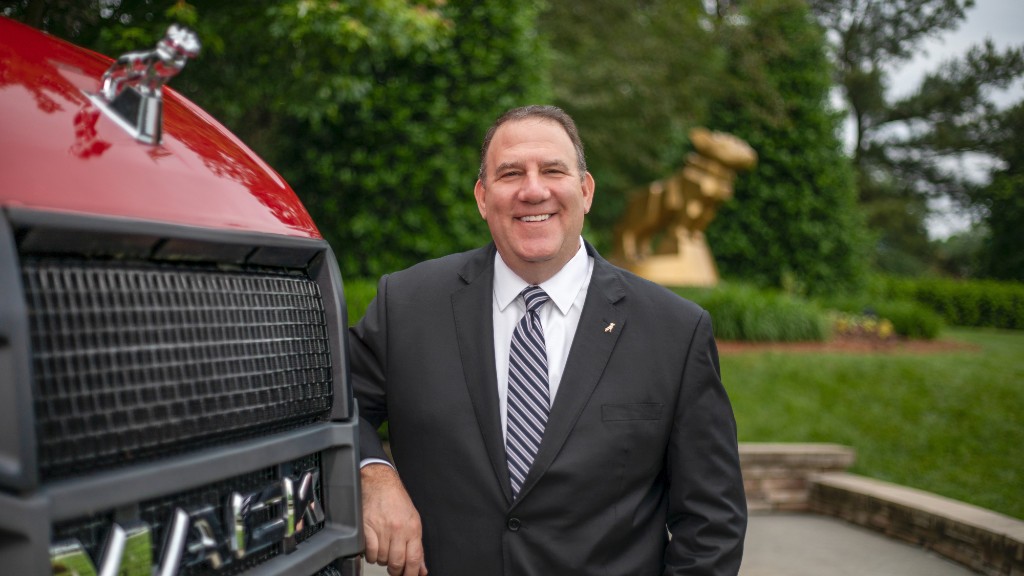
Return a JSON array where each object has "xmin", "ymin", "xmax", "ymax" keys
[{"xmin": 91, "ymin": 24, "xmax": 201, "ymax": 145}]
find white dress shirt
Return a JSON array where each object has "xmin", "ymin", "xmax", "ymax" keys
[
  {"xmin": 361, "ymin": 240, "xmax": 594, "ymax": 467},
  {"xmin": 492, "ymin": 240, "xmax": 594, "ymax": 439}
]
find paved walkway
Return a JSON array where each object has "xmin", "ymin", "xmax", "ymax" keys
[
  {"xmin": 362, "ymin": 512, "xmax": 974, "ymax": 575},
  {"xmin": 740, "ymin": 512, "xmax": 972, "ymax": 575}
]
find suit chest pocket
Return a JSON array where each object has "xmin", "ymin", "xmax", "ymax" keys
[{"xmin": 601, "ymin": 402, "xmax": 664, "ymax": 421}]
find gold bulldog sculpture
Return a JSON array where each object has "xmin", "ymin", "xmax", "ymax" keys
[{"xmin": 612, "ymin": 127, "xmax": 757, "ymax": 286}]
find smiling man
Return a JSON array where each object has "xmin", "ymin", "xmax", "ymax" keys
[
  {"xmin": 473, "ymin": 113, "xmax": 594, "ymax": 284},
  {"xmin": 351, "ymin": 105, "xmax": 746, "ymax": 576}
]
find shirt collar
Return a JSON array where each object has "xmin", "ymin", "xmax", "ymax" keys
[{"xmin": 494, "ymin": 238, "xmax": 589, "ymax": 316}]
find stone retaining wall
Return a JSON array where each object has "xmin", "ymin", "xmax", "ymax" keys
[
  {"xmin": 810, "ymin": 473, "xmax": 1024, "ymax": 576},
  {"xmin": 739, "ymin": 442, "xmax": 856, "ymax": 511},
  {"xmin": 739, "ymin": 442, "xmax": 1024, "ymax": 576}
]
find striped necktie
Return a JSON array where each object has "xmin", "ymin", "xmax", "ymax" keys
[{"xmin": 506, "ymin": 285, "xmax": 551, "ymax": 499}]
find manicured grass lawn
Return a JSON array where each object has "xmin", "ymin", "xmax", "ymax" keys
[{"xmin": 721, "ymin": 328, "xmax": 1023, "ymax": 520}]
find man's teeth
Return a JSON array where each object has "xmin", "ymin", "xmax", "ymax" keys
[{"xmin": 520, "ymin": 214, "xmax": 551, "ymax": 222}]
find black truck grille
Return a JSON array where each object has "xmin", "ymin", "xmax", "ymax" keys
[
  {"xmin": 52, "ymin": 453, "xmax": 325, "ymax": 576},
  {"xmin": 22, "ymin": 257, "xmax": 333, "ymax": 481}
]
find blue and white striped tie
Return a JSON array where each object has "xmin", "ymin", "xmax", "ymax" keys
[{"xmin": 506, "ymin": 285, "xmax": 551, "ymax": 499}]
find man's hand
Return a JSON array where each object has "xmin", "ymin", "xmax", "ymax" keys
[{"xmin": 361, "ymin": 463, "xmax": 428, "ymax": 576}]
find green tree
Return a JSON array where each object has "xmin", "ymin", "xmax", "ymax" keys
[
  {"xmin": 538, "ymin": 0, "xmax": 721, "ymax": 249},
  {"xmin": 807, "ymin": 0, "xmax": 973, "ymax": 160},
  {"xmin": 2, "ymin": 0, "xmax": 106, "ymax": 41},
  {"xmin": 703, "ymin": 0, "xmax": 870, "ymax": 295},
  {"xmin": 219, "ymin": 0, "xmax": 550, "ymax": 278},
  {"xmin": 880, "ymin": 41, "xmax": 1024, "ymax": 274},
  {"xmin": 807, "ymin": 0, "xmax": 1024, "ymax": 274},
  {"xmin": 932, "ymin": 225, "xmax": 986, "ymax": 278},
  {"xmin": 976, "ymin": 101, "xmax": 1024, "ymax": 281}
]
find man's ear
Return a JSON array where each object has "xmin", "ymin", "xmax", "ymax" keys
[
  {"xmin": 474, "ymin": 179, "xmax": 488, "ymax": 219},
  {"xmin": 582, "ymin": 171, "xmax": 596, "ymax": 215}
]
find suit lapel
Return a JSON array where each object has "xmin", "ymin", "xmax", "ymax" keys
[
  {"xmin": 514, "ymin": 245, "xmax": 627, "ymax": 504},
  {"xmin": 452, "ymin": 244, "xmax": 515, "ymax": 502}
]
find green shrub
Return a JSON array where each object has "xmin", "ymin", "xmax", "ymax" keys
[
  {"xmin": 344, "ymin": 278, "xmax": 379, "ymax": 326},
  {"xmin": 871, "ymin": 275, "xmax": 1024, "ymax": 330},
  {"xmin": 875, "ymin": 301, "xmax": 944, "ymax": 339},
  {"xmin": 675, "ymin": 283, "xmax": 830, "ymax": 342},
  {"xmin": 820, "ymin": 295, "xmax": 944, "ymax": 340}
]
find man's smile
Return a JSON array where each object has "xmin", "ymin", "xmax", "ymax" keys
[{"xmin": 518, "ymin": 214, "xmax": 552, "ymax": 222}]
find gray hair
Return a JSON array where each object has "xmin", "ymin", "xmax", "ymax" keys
[{"xmin": 477, "ymin": 105, "xmax": 587, "ymax": 183}]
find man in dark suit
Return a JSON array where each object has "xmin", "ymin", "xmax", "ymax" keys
[{"xmin": 351, "ymin": 105, "xmax": 746, "ymax": 576}]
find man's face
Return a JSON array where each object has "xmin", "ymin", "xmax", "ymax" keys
[{"xmin": 474, "ymin": 118, "xmax": 595, "ymax": 283}]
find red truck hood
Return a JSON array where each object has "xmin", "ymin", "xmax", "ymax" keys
[{"xmin": 0, "ymin": 17, "xmax": 322, "ymax": 239}]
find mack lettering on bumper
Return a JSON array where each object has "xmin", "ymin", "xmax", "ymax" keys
[{"xmin": 49, "ymin": 468, "xmax": 324, "ymax": 575}]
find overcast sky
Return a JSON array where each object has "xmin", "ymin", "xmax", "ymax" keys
[
  {"xmin": 889, "ymin": 0, "xmax": 1024, "ymax": 101},
  {"xmin": 883, "ymin": 0, "xmax": 1024, "ymax": 238}
]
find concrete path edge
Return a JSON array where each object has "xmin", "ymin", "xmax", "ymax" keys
[{"xmin": 810, "ymin": 471, "xmax": 1024, "ymax": 576}]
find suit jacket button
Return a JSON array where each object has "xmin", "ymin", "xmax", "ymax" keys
[{"xmin": 507, "ymin": 517, "xmax": 521, "ymax": 532}]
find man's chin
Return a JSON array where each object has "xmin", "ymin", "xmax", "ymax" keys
[{"xmin": 510, "ymin": 246, "xmax": 559, "ymax": 265}]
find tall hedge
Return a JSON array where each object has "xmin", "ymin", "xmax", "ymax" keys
[
  {"xmin": 250, "ymin": 1, "xmax": 551, "ymax": 279},
  {"xmin": 703, "ymin": 0, "xmax": 871, "ymax": 296},
  {"xmin": 286, "ymin": 0, "xmax": 552, "ymax": 279},
  {"xmin": 876, "ymin": 275, "xmax": 1024, "ymax": 330}
]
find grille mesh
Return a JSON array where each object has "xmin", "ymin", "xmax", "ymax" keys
[
  {"xmin": 52, "ymin": 453, "xmax": 324, "ymax": 576},
  {"xmin": 23, "ymin": 258, "xmax": 333, "ymax": 480}
]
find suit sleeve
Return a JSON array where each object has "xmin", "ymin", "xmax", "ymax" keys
[
  {"xmin": 349, "ymin": 274, "xmax": 392, "ymax": 463},
  {"xmin": 664, "ymin": 310, "xmax": 747, "ymax": 575}
]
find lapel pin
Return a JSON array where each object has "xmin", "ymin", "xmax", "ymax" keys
[{"xmin": 604, "ymin": 322, "xmax": 616, "ymax": 333}]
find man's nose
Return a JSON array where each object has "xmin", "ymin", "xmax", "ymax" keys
[{"xmin": 520, "ymin": 172, "xmax": 550, "ymax": 202}]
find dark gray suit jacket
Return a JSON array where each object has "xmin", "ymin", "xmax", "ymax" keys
[{"xmin": 350, "ymin": 242, "xmax": 746, "ymax": 575}]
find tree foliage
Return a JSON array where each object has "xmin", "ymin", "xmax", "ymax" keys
[
  {"xmin": 808, "ymin": 0, "xmax": 1024, "ymax": 276},
  {"xmin": 808, "ymin": 0, "xmax": 972, "ymax": 157},
  {"xmin": 231, "ymin": 0, "xmax": 551, "ymax": 278},
  {"xmin": 538, "ymin": 0, "xmax": 721, "ymax": 248},
  {"xmin": 881, "ymin": 41, "xmax": 1024, "ymax": 203},
  {"xmin": 703, "ymin": 0, "xmax": 870, "ymax": 295},
  {"xmin": 976, "ymin": 102, "xmax": 1024, "ymax": 281}
]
